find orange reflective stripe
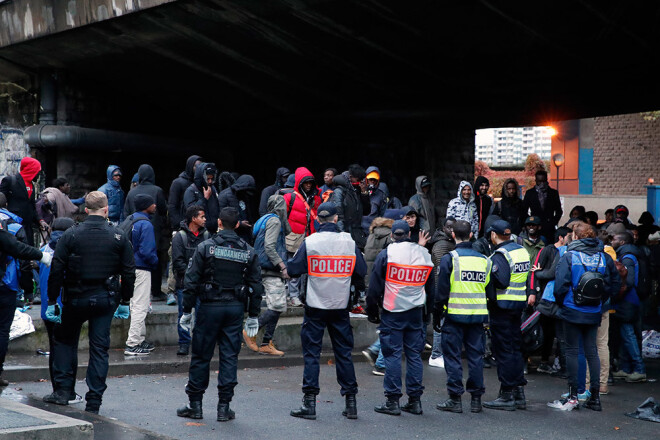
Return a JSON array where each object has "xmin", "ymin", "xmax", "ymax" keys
[
  {"xmin": 385, "ymin": 263, "xmax": 432, "ymax": 287},
  {"xmin": 307, "ymin": 255, "xmax": 356, "ymax": 278}
]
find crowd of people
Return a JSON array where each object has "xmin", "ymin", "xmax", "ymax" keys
[{"xmin": 0, "ymin": 155, "xmax": 657, "ymax": 420}]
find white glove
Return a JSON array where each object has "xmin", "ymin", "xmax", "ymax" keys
[
  {"xmin": 244, "ymin": 317, "xmax": 259, "ymax": 338},
  {"xmin": 40, "ymin": 252, "xmax": 53, "ymax": 267},
  {"xmin": 179, "ymin": 313, "xmax": 193, "ymax": 333}
]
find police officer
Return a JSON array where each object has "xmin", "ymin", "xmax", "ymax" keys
[
  {"xmin": 288, "ymin": 202, "xmax": 367, "ymax": 420},
  {"xmin": 42, "ymin": 191, "xmax": 136, "ymax": 414},
  {"xmin": 434, "ymin": 220, "xmax": 492, "ymax": 414},
  {"xmin": 366, "ymin": 219, "xmax": 434, "ymax": 416},
  {"xmin": 482, "ymin": 220, "xmax": 529, "ymax": 411},
  {"xmin": 176, "ymin": 207, "xmax": 263, "ymax": 422}
]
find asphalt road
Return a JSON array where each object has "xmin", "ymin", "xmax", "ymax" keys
[{"xmin": 8, "ymin": 359, "xmax": 660, "ymax": 440}]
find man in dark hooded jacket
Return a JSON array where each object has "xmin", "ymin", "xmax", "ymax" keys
[
  {"xmin": 218, "ymin": 174, "xmax": 257, "ymax": 243},
  {"xmin": 474, "ymin": 176, "xmax": 492, "ymax": 238},
  {"xmin": 183, "ymin": 163, "xmax": 219, "ymax": 234},
  {"xmin": 124, "ymin": 164, "xmax": 168, "ymax": 299},
  {"xmin": 328, "ymin": 172, "xmax": 367, "ymax": 249},
  {"xmin": 168, "ymin": 155, "xmax": 202, "ymax": 229},
  {"xmin": 259, "ymin": 167, "xmax": 290, "ymax": 217},
  {"xmin": 362, "ymin": 166, "xmax": 388, "ymax": 231},
  {"xmin": 97, "ymin": 165, "xmax": 125, "ymax": 224},
  {"xmin": 408, "ymin": 176, "xmax": 436, "ymax": 234},
  {"xmin": 493, "ymin": 178, "xmax": 524, "ymax": 235}
]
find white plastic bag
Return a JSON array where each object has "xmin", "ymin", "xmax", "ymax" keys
[
  {"xmin": 9, "ymin": 309, "xmax": 35, "ymax": 340},
  {"xmin": 642, "ymin": 330, "xmax": 660, "ymax": 359}
]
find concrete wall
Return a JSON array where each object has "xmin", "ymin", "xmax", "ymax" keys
[{"xmin": 0, "ymin": 127, "xmax": 29, "ymax": 177}]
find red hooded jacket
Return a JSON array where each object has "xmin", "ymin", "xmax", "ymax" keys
[
  {"xmin": 19, "ymin": 157, "xmax": 41, "ymax": 198},
  {"xmin": 283, "ymin": 167, "xmax": 321, "ymax": 236}
]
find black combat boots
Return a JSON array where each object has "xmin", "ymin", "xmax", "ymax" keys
[
  {"xmin": 436, "ymin": 395, "xmax": 462, "ymax": 413},
  {"xmin": 514, "ymin": 386, "xmax": 526, "ymax": 410},
  {"xmin": 583, "ymin": 387, "xmax": 602, "ymax": 411},
  {"xmin": 177, "ymin": 401, "xmax": 203, "ymax": 419},
  {"xmin": 291, "ymin": 393, "xmax": 317, "ymax": 420},
  {"xmin": 374, "ymin": 397, "xmax": 401, "ymax": 416},
  {"xmin": 483, "ymin": 387, "xmax": 516, "ymax": 411},
  {"xmin": 342, "ymin": 394, "xmax": 358, "ymax": 419},
  {"xmin": 470, "ymin": 395, "xmax": 482, "ymax": 413},
  {"xmin": 217, "ymin": 402, "xmax": 236, "ymax": 422},
  {"xmin": 401, "ymin": 396, "xmax": 423, "ymax": 415}
]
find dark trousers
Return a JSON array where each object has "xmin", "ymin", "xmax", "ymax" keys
[
  {"xmin": 441, "ymin": 320, "xmax": 485, "ymax": 397},
  {"xmin": 540, "ymin": 314, "xmax": 557, "ymax": 362},
  {"xmin": 490, "ymin": 310, "xmax": 526, "ymax": 390},
  {"xmin": 186, "ymin": 302, "xmax": 243, "ymax": 403},
  {"xmin": 44, "ymin": 320, "xmax": 78, "ymax": 398},
  {"xmin": 379, "ymin": 308, "xmax": 425, "ymax": 399},
  {"xmin": 52, "ymin": 290, "xmax": 115, "ymax": 409},
  {"xmin": 0, "ymin": 292, "xmax": 15, "ymax": 375},
  {"xmin": 564, "ymin": 321, "xmax": 599, "ymax": 391},
  {"xmin": 301, "ymin": 306, "xmax": 357, "ymax": 396},
  {"xmin": 258, "ymin": 309, "xmax": 281, "ymax": 345}
]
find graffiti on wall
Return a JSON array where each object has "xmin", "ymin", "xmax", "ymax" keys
[{"xmin": 0, "ymin": 127, "xmax": 29, "ymax": 177}]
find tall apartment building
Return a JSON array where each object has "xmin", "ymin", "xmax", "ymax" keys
[{"xmin": 475, "ymin": 126, "xmax": 552, "ymax": 166}]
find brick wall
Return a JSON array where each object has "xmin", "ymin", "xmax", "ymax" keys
[{"xmin": 593, "ymin": 113, "xmax": 660, "ymax": 195}]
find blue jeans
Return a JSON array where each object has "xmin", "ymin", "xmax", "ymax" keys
[
  {"xmin": 177, "ymin": 289, "xmax": 199, "ymax": 345},
  {"xmin": 431, "ymin": 319, "xmax": 444, "ymax": 359},
  {"xmin": 619, "ymin": 323, "xmax": 645, "ymax": 374},
  {"xmin": 368, "ymin": 339, "xmax": 386, "ymax": 368}
]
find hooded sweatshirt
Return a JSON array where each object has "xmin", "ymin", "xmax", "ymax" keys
[
  {"xmin": 168, "ymin": 155, "xmax": 202, "ymax": 228},
  {"xmin": 98, "ymin": 165, "xmax": 125, "ymax": 222},
  {"xmin": 282, "ymin": 167, "xmax": 321, "ymax": 236},
  {"xmin": 19, "ymin": 157, "xmax": 41, "ymax": 198},
  {"xmin": 474, "ymin": 176, "xmax": 492, "ymax": 238},
  {"xmin": 219, "ymin": 174, "xmax": 257, "ymax": 242},
  {"xmin": 408, "ymin": 175, "xmax": 436, "ymax": 233},
  {"xmin": 183, "ymin": 162, "xmax": 219, "ymax": 233},
  {"xmin": 258, "ymin": 194, "xmax": 292, "ymax": 277},
  {"xmin": 259, "ymin": 167, "xmax": 290, "ymax": 217},
  {"xmin": 493, "ymin": 178, "xmax": 524, "ymax": 235},
  {"xmin": 124, "ymin": 164, "xmax": 168, "ymax": 245},
  {"xmin": 327, "ymin": 173, "xmax": 364, "ymax": 242},
  {"xmin": 446, "ymin": 181, "xmax": 478, "ymax": 234},
  {"xmin": 0, "ymin": 157, "xmax": 41, "ymax": 245},
  {"xmin": 42, "ymin": 186, "xmax": 78, "ymax": 220}
]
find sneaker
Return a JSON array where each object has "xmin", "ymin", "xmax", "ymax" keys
[
  {"xmin": 429, "ymin": 356, "xmax": 445, "ymax": 369},
  {"xmin": 625, "ymin": 372, "xmax": 647, "ymax": 383},
  {"xmin": 287, "ymin": 297, "xmax": 303, "ymax": 308},
  {"xmin": 258, "ymin": 341, "xmax": 284, "ymax": 356},
  {"xmin": 350, "ymin": 305, "xmax": 366, "ymax": 315},
  {"xmin": 43, "ymin": 391, "xmax": 69, "ymax": 405},
  {"xmin": 372, "ymin": 366, "xmax": 385, "ymax": 376},
  {"xmin": 139, "ymin": 341, "xmax": 155, "ymax": 351},
  {"xmin": 68, "ymin": 393, "xmax": 84, "ymax": 404},
  {"xmin": 612, "ymin": 370, "xmax": 630, "ymax": 380},
  {"xmin": 124, "ymin": 345, "xmax": 151, "ymax": 356},
  {"xmin": 362, "ymin": 349, "xmax": 378, "ymax": 366},
  {"xmin": 560, "ymin": 390, "xmax": 590, "ymax": 402},
  {"xmin": 599, "ymin": 386, "xmax": 609, "ymax": 395},
  {"xmin": 536, "ymin": 363, "xmax": 553, "ymax": 374},
  {"xmin": 547, "ymin": 397, "xmax": 578, "ymax": 411},
  {"xmin": 166, "ymin": 293, "xmax": 177, "ymax": 306}
]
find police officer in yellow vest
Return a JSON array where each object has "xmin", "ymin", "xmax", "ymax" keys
[
  {"xmin": 366, "ymin": 219, "xmax": 434, "ymax": 416},
  {"xmin": 434, "ymin": 220, "xmax": 493, "ymax": 414},
  {"xmin": 482, "ymin": 220, "xmax": 530, "ymax": 411},
  {"xmin": 288, "ymin": 202, "xmax": 367, "ymax": 420}
]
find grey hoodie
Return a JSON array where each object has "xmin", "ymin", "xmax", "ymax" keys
[
  {"xmin": 262, "ymin": 194, "xmax": 291, "ymax": 275},
  {"xmin": 408, "ymin": 175, "xmax": 436, "ymax": 233}
]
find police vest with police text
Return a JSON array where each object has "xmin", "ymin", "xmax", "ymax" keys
[
  {"xmin": 447, "ymin": 249, "xmax": 491, "ymax": 323},
  {"xmin": 383, "ymin": 241, "xmax": 433, "ymax": 312},
  {"xmin": 494, "ymin": 243, "xmax": 530, "ymax": 310},
  {"xmin": 305, "ymin": 231, "xmax": 356, "ymax": 309}
]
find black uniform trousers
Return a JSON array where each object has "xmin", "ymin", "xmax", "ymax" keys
[
  {"xmin": 301, "ymin": 306, "xmax": 357, "ymax": 396},
  {"xmin": 52, "ymin": 289, "xmax": 115, "ymax": 409},
  {"xmin": 489, "ymin": 308, "xmax": 526, "ymax": 390},
  {"xmin": 379, "ymin": 307, "xmax": 425, "ymax": 399},
  {"xmin": 441, "ymin": 319, "xmax": 485, "ymax": 397},
  {"xmin": 186, "ymin": 302, "xmax": 243, "ymax": 403},
  {"xmin": 0, "ymin": 289, "xmax": 16, "ymax": 376}
]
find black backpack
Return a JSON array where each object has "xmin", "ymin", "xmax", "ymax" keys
[
  {"xmin": 573, "ymin": 252, "xmax": 606, "ymax": 307},
  {"xmin": 118, "ymin": 214, "xmax": 149, "ymax": 242}
]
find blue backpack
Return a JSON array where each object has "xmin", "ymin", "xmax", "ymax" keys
[
  {"xmin": 252, "ymin": 214, "xmax": 286, "ymax": 270},
  {"xmin": 0, "ymin": 214, "xmax": 23, "ymax": 293}
]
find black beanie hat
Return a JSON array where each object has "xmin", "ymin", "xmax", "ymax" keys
[{"xmin": 134, "ymin": 194, "xmax": 155, "ymax": 212}]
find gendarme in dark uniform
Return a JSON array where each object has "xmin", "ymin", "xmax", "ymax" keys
[
  {"xmin": 43, "ymin": 192, "xmax": 136, "ymax": 414},
  {"xmin": 288, "ymin": 202, "xmax": 367, "ymax": 421},
  {"xmin": 177, "ymin": 207, "xmax": 263, "ymax": 422}
]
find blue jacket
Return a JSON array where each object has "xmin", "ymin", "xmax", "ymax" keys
[
  {"xmin": 540, "ymin": 246, "xmax": 567, "ymax": 303},
  {"xmin": 554, "ymin": 238, "xmax": 619, "ymax": 324},
  {"xmin": 287, "ymin": 222, "xmax": 367, "ymax": 280},
  {"xmin": 615, "ymin": 243, "xmax": 641, "ymax": 307},
  {"xmin": 39, "ymin": 235, "xmax": 64, "ymax": 321},
  {"xmin": 131, "ymin": 212, "xmax": 159, "ymax": 271},
  {"xmin": 434, "ymin": 242, "xmax": 494, "ymax": 324},
  {"xmin": 97, "ymin": 165, "xmax": 125, "ymax": 223}
]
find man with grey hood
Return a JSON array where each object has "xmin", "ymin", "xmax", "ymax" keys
[
  {"xmin": 408, "ymin": 176, "xmax": 436, "ymax": 234},
  {"xmin": 243, "ymin": 194, "xmax": 291, "ymax": 356},
  {"xmin": 446, "ymin": 181, "xmax": 478, "ymax": 235}
]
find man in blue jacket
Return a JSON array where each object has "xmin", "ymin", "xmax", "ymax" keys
[
  {"xmin": 125, "ymin": 194, "xmax": 159, "ymax": 356},
  {"xmin": 97, "ymin": 165, "xmax": 124, "ymax": 225}
]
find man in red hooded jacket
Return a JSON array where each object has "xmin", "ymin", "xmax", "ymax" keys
[
  {"xmin": 0, "ymin": 157, "xmax": 48, "ymax": 246},
  {"xmin": 282, "ymin": 167, "xmax": 321, "ymax": 307}
]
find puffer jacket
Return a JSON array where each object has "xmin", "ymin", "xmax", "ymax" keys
[
  {"xmin": 364, "ymin": 217, "xmax": 393, "ymax": 287},
  {"xmin": 446, "ymin": 180, "xmax": 478, "ymax": 234},
  {"xmin": 183, "ymin": 162, "xmax": 219, "ymax": 233},
  {"xmin": 97, "ymin": 165, "xmax": 125, "ymax": 223},
  {"xmin": 282, "ymin": 167, "xmax": 321, "ymax": 236},
  {"xmin": 327, "ymin": 173, "xmax": 366, "ymax": 248},
  {"xmin": 168, "ymin": 155, "xmax": 202, "ymax": 229}
]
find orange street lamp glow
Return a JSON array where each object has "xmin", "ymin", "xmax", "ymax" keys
[{"xmin": 547, "ymin": 126, "xmax": 557, "ymax": 137}]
